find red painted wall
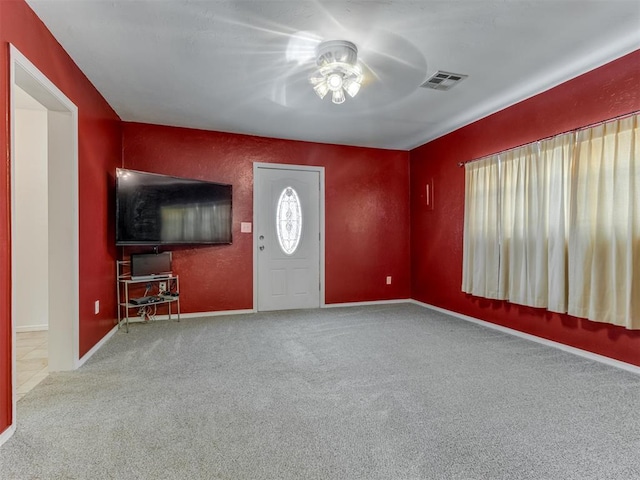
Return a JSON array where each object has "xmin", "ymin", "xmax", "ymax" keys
[
  {"xmin": 0, "ymin": 0, "xmax": 121, "ymax": 437},
  {"xmin": 410, "ymin": 49, "xmax": 640, "ymax": 366},
  {"xmin": 122, "ymin": 123, "xmax": 411, "ymax": 312}
]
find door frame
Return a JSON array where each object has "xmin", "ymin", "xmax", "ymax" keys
[
  {"xmin": 9, "ymin": 45, "xmax": 80, "ymax": 432},
  {"xmin": 253, "ymin": 163, "xmax": 325, "ymax": 311}
]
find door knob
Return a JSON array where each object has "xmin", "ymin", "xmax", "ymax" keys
[
  {"xmin": 259, "ymin": 245, "xmax": 265, "ymax": 251},
  {"xmin": 259, "ymin": 235, "xmax": 264, "ymax": 240}
]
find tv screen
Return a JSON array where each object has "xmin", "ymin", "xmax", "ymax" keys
[
  {"xmin": 130, "ymin": 252, "xmax": 172, "ymax": 279},
  {"xmin": 116, "ymin": 168, "xmax": 232, "ymax": 246}
]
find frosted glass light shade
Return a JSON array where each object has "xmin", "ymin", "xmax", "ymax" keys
[
  {"xmin": 313, "ymin": 82, "xmax": 329, "ymax": 99},
  {"xmin": 332, "ymin": 89, "xmax": 345, "ymax": 104}
]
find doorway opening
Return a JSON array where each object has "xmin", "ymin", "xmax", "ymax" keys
[{"xmin": 9, "ymin": 46, "xmax": 79, "ymax": 426}]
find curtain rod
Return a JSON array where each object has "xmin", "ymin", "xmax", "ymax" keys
[{"xmin": 457, "ymin": 110, "xmax": 639, "ymax": 168}]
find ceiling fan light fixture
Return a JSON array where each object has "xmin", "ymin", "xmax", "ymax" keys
[
  {"xmin": 327, "ymin": 73, "xmax": 344, "ymax": 91},
  {"xmin": 343, "ymin": 77, "xmax": 361, "ymax": 97},
  {"xmin": 310, "ymin": 40, "xmax": 363, "ymax": 105},
  {"xmin": 332, "ymin": 88, "xmax": 346, "ymax": 104},
  {"xmin": 313, "ymin": 82, "xmax": 330, "ymax": 99}
]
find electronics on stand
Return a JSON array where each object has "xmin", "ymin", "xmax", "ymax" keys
[
  {"xmin": 115, "ymin": 167, "xmax": 233, "ymax": 331},
  {"xmin": 116, "ymin": 254, "xmax": 181, "ymax": 332},
  {"xmin": 130, "ymin": 251, "xmax": 173, "ymax": 281},
  {"xmin": 130, "ymin": 296, "xmax": 163, "ymax": 305}
]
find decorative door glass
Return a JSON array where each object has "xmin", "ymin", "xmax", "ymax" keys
[{"xmin": 276, "ymin": 186, "xmax": 302, "ymax": 255}]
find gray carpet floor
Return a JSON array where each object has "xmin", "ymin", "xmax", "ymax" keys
[{"xmin": 1, "ymin": 304, "xmax": 639, "ymax": 479}]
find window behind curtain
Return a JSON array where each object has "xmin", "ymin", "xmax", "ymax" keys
[{"xmin": 462, "ymin": 114, "xmax": 639, "ymax": 329}]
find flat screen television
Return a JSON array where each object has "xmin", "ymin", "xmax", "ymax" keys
[
  {"xmin": 116, "ymin": 168, "xmax": 232, "ymax": 246},
  {"xmin": 130, "ymin": 252, "xmax": 172, "ymax": 280}
]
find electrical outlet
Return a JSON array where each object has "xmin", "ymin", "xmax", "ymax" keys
[
  {"xmin": 386, "ymin": 276, "xmax": 392, "ymax": 285},
  {"xmin": 159, "ymin": 282, "xmax": 167, "ymax": 293},
  {"xmin": 94, "ymin": 300, "xmax": 100, "ymax": 315}
]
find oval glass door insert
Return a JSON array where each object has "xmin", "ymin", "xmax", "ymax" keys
[{"xmin": 276, "ymin": 186, "xmax": 302, "ymax": 255}]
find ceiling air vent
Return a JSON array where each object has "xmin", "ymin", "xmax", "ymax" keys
[{"xmin": 421, "ymin": 71, "xmax": 468, "ymax": 91}]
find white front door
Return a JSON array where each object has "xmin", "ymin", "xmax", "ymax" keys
[{"xmin": 255, "ymin": 165, "xmax": 322, "ymax": 311}]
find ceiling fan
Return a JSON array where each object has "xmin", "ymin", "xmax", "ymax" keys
[
  {"xmin": 309, "ymin": 40, "xmax": 363, "ymax": 105},
  {"xmin": 262, "ymin": 28, "xmax": 428, "ymax": 111}
]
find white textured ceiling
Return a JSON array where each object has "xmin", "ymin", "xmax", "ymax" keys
[{"xmin": 26, "ymin": 0, "xmax": 640, "ymax": 150}]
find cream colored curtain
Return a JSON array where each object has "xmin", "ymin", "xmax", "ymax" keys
[
  {"xmin": 540, "ymin": 134, "xmax": 573, "ymax": 313},
  {"xmin": 462, "ymin": 113, "xmax": 639, "ymax": 329},
  {"xmin": 501, "ymin": 143, "xmax": 548, "ymax": 307},
  {"xmin": 462, "ymin": 157, "xmax": 502, "ymax": 299},
  {"xmin": 500, "ymin": 133, "xmax": 573, "ymax": 311},
  {"xmin": 568, "ymin": 115, "xmax": 639, "ymax": 329}
]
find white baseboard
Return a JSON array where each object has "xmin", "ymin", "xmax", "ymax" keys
[
  {"xmin": 75, "ymin": 324, "xmax": 118, "ymax": 369},
  {"xmin": 323, "ymin": 299, "xmax": 412, "ymax": 309},
  {"xmin": 131, "ymin": 301, "xmax": 412, "ymax": 320},
  {"xmin": 0, "ymin": 423, "xmax": 16, "ymax": 447},
  {"xmin": 177, "ymin": 309, "xmax": 256, "ymax": 319},
  {"xmin": 125, "ymin": 308, "xmax": 256, "ymax": 323},
  {"xmin": 411, "ymin": 300, "xmax": 640, "ymax": 375},
  {"xmin": 15, "ymin": 324, "xmax": 48, "ymax": 333}
]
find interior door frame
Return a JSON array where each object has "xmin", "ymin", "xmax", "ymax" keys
[
  {"xmin": 9, "ymin": 45, "xmax": 80, "ymax": 435},
  {"xmin": 253, "ymin": 163, "xmax": 325, "ymax": 311}
]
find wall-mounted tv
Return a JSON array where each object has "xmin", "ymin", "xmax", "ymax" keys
[{"xmin": 116, "ymin": 168, "xmax": 232, "ymax": 246}]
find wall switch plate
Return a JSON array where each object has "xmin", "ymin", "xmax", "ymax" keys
[
  {"xmin": 159, "ymin": 282, "xmax": 167, "ymax": 293},
  {"xmin": 241, "ymin": 222, "xmax": 252, "ymax": 233},
  {"xmin": 386, "ymin": 276, "xmax": 392, "ymax": 285},
  {"xmin": 94, "ymin": 300, "xmax": 100, "ymax": 314}
]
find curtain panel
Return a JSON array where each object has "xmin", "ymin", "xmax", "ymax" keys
[
  {"xmin": 462, "ymin": 114, "xmax": 639, "ymax": 329},
  {"xmin": 568, "ymin": 115, "xmax": 639, "ymax": 328},
  {"xmin": 462, "ymin": 157, "xmax": 502, "ymax": 299}
]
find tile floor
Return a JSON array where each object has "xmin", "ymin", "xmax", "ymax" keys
[{"xmin": 16, "ymin": 330, "xmax": 49, "ymax": 401}]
